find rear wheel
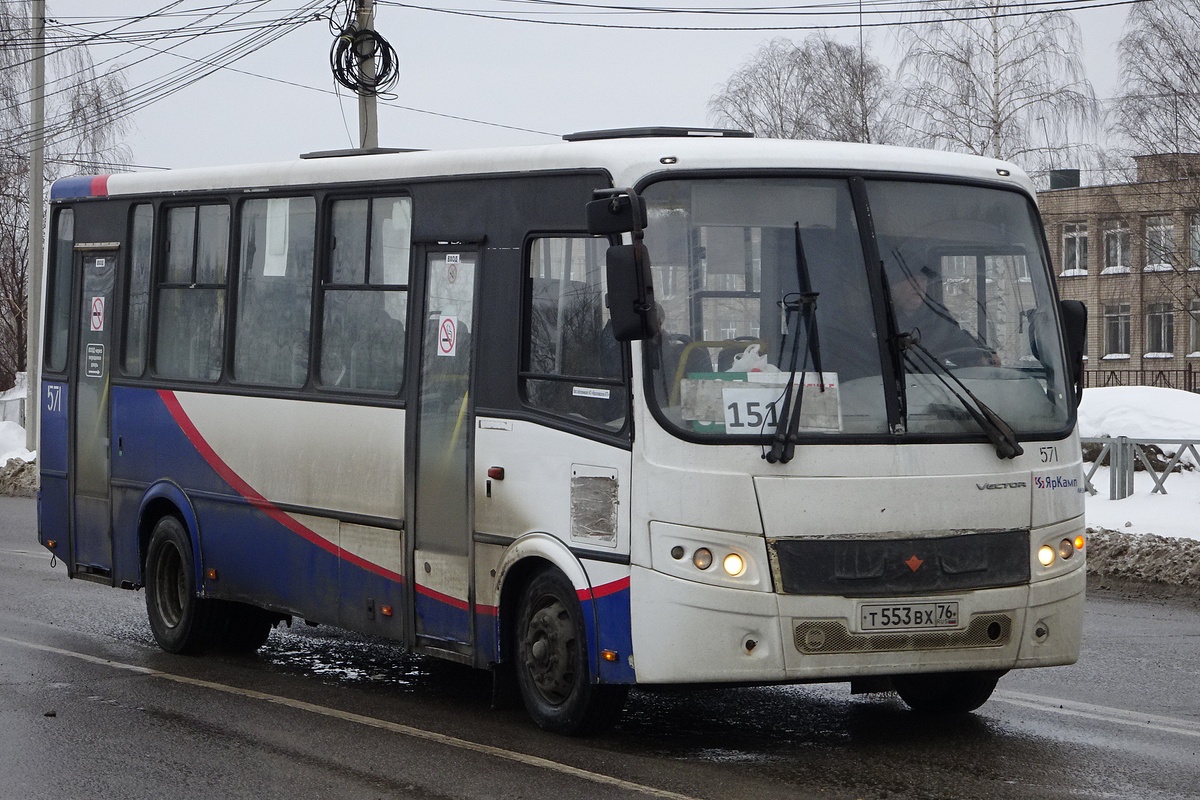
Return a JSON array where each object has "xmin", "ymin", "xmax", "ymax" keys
[
  {"xmin": 515, "ymin": 569, "xmax": 627, "ymax": 735},
  {"xmin": 892, "ymin": 670, "xmax": 1004, "ymax": 714},
  {"xmin": 144, "ymin": 516, "xmax": 220, "ymax": 654}
]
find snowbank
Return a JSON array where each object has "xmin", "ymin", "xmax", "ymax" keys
[
  {"xmin": 0, "ymin": 421, "xmax": 34, "ymax": 465},
  {"xmin": 1079, "ymin": 385, "xmax": 1200, "ymax": 439}
]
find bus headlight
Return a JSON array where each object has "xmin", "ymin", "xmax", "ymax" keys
[
  {"xmin": 1037, "ymin": 545, "xmax": 1056, "ymax": 567},
  {"xmin": 692, "ymin": 548, "xmax": 714, "ymax": 570},
  {"xmin": 722, "ymin": 552, "xmax": 746, "ymax": 577}
]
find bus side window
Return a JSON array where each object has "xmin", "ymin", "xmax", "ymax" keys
[
  {"xmin": 44, "ymin": 208, "xmax": 75, "ymax": 374},
  {"xmin": 233, "ymin": 197, "xmax": 316, "ymax": 387},
  {"xmin": 521, "ymin": 236, "xmax": 624, "ymax": 428},
  {"xmin": 319, "ymin": 196, "xmax": 410, "ymax": 393},
  {"xmin": 122, "ymin": 204, "xmax": 153, "ymax": 376},
  {"xmin": 154, "ymin": 204, "xmax": 230, "ymax": 381}
]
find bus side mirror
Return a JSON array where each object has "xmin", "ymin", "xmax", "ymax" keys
[
  {"xmin": 586, "ymin": 189, "xmax": 647, "ymax": 235},
  {"xmin": 606, "ymin": 243, "xmax": 655, "ymax": 341},
  {"xmin": 1059, "ymin": 299, "xmax": 1087, "ymax": 407}
]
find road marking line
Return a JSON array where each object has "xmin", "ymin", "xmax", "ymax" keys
[
  {"xmin": 994, "ymin": 690, "xmax": 1200, "ymax": 738},
  {"xmin": 0, "ymin": 635, "xmax": 699, "ymax": 800},
  {"xmin": 0, "ymin": 548, "xmax": 51, "ymax": 560}
]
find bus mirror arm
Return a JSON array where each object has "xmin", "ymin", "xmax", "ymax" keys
[
  {"xmin": 597, "ymin": 187, "xmax": 655, "ymax": 342},
  {"xmin": 1058, "ymin": 299, "xmax": 1087, "ymax": 408}
]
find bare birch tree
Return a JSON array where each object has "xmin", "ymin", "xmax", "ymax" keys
[
  {"xmin": 895, "ymin": 1, "xmax": 1099, "ymax": 175},
  {"xmin": 708, "ymin": 34, "xmax": 902, "ymax": 144},
  {"xmin": 1115, "ymin": 0, "xmax": 1200, "ymax": 157},
  {"xmin": 0, "ymin": 1, "xmax": 129, "ymax": 390}
]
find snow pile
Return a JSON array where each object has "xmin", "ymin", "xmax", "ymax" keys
[
  {"xmin": 0, "ymin": 374, "xmax": 36, "ymax": 495},
  {"xmin": 1079, "ymin": 384, "xmax": 1200, "ymax": 440}
]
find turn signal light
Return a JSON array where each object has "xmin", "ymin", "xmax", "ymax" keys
[
  {"xmin": 601, "ymin": 649, "xmax": 618, "ymax": 662},
  {"xmin": 1074, "ymin": 535, "xmax": 1086, "ymax": 551},
  {"xmin": 205, "ymin": 568, "xmax": 218, "ymax": 580}
]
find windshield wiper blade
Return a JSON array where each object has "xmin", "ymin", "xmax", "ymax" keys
[
  {"xmin": 767, "ymin": 292, "xmax": 819, "ymax": 464},
  {"xmin": 766, "ymin": 224, "xmax": 824, "ymax": 465},
  {"xmin": 903, "ymin": 336, "xmax": 1023, "ymax": 460}
]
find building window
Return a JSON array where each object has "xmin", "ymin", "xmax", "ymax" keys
[
  {"xmin": 1189, "ymin": 300, "xmax": 1200, "ymax": 356},
  {"xmin": 1145, "ymin": 301, "xmax": 1175, "ymax": 355},
  {"xmin": 1102, "ymin": 221, "xmax": 1130, "ymax": 274},
  {"xmin": 1145, "ymin": 216, "xmax": 1175, "ymax": 271},
  {"xmin": 1103, "ymin": 303, "xmax": 1130, "ymax": 358},
  {"xmin": 1190, "ymin": 215, "xmax": 1200, "ymax": 271},
  {"xmin": 1061, "ymin": 222, "xmax": 1087, "ymax": 275}
]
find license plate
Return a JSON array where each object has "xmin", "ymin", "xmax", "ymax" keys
[{"xmin": 859, "ymin": 601, "xmax": 960, "ymax": 632}]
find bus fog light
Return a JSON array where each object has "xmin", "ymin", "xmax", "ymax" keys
[
  {"xmin": 722, "ymin": 552, "xmax": 745, "ymax": 577},
  {"xmin": 1037, "ymin": 545, "xmax": 1056, "ymax": 567},
  {"xmin": 1058, "ymin": 539, "xmax": 1074, "ymax": 560},
  {"xmin": 692, "ymin": 548, "xmax": 713, "ymax": 570}
]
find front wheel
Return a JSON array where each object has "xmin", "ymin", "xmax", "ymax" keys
[
  {"xmin": 892, "ymin": 670, "xmax": 1004, "ymax": 714},
  {"xmin": 514, "ymin": 569, "xmax": 627, "ymax": 735},
  {"xmin": 144, "ymin": 516, "xmax": 221, "ymax": 654}
]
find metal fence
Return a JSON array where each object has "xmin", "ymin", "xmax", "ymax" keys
[
  {"xmin": 1084, "ymin": 366, "xmax": 1198, "ymax": 393},
  {"xmin": 1081, "ymin": 436, "xmax": 1200, "ymax": 499},
  {"xmin": 0, "ymin": 396, "xmax": 24, "ymax": 426}
]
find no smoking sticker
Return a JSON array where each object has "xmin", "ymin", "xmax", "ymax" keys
[
  {"xmin": 437, "ymin": 315, "xmax": 457, "ymax": 357},
  {"xmin": 89, "ymin": 297, "xmax": 105, "ymax": 332}
]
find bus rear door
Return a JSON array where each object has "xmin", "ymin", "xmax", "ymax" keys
[{"xmin": 71, "ymin": 245, "xmax": 119, "ymax": 581}]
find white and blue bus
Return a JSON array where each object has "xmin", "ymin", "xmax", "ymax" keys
[{"xmin": 38, "ymin": 128, "xmax": 1088, "ymax": 734}]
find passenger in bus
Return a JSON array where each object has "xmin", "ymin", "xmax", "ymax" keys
[{"xmin": 891, "ymin": 266, "xmax": 998, "ymax": 367}]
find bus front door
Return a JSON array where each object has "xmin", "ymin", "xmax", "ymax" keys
[
  {"xmin": 410, "ymin": 248, "xmax": 478, "ymax": 653},
  {"xmin": 71, "ymin": 247, "xmax": 118, "ymax": 580}
]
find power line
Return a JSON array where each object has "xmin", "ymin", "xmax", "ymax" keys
[{"xmin": 375, "ymin": 0, "xmax": 1151, "ymax": 32}]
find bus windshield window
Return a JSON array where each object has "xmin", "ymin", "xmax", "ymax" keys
[{"xmin": 640, "ymin": 177, "xmax": 1072, "ymax": 442}]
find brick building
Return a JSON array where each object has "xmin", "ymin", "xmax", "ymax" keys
[{"xmin": 1038, "ymin": 154, "xmax": 1200, "ymax": 390}]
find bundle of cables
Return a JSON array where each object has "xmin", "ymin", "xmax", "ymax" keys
[{"xmin": 329, "ymin": 8, "xmax": 399, "ymax": 97}]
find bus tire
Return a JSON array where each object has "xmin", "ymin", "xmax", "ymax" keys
[
  {"xmin": 144, "ymin": 515, "xmax": 220, "ymax": 654},
  {"xmin": 515, "ymin": 569, "xmax": 627, "ymax": 735},
  {"xmin": 892, "ymin": 670, "xmax": 1004, "ymax": 714}
]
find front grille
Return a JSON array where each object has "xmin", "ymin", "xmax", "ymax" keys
[
  {"xmin": 771, "ymin": 530, "xmax": 1030, "ymax": 597},
  {"xmin": 793, "ymin": 613, "xmax": 1012, "ymax": 655}
]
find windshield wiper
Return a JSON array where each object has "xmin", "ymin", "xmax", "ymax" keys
[
  {"xmin": 902, "ymin": 335, "xmax": 1023, "ymax": 460},
  {"xmin": 766, "ymin": 224, "xmax": 824, "ymax": 465}
]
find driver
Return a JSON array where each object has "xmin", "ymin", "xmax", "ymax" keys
[{"xmin": 892, "ymin": 266, "xmax": 998, "ymax": 367}]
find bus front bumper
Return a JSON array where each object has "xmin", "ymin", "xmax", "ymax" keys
[{"xmin": 627, "ymin": 564, "xmax": 1084, "ymax": 685}]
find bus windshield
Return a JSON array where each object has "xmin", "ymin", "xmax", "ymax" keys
[{"xmin": 641, "ymin": 177, "xmax": 1072, "ymax": 443}]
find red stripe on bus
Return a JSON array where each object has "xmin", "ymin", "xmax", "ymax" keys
[
  {"xmin": 577, "ymin": 576, "xmax": 630, "ymax": 602},
  {"xmin": 158, "ymin": 390, "xmax": 403, "ymax": 584},
  {"xmin": 90, "ymin": 175, "xmax": 109, "ymax": 197},
  {"xmin": 414, "ymin": 582, "xmax": 470, "ymax": 612}
]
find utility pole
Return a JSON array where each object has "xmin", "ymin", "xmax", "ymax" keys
[
  {"xmin": 26, "ymin": 0, "xmax": 45, "ymax": 453},
  {"xmin": 356, "ymin": 0, "xmax": 378, "ymax": 149}
]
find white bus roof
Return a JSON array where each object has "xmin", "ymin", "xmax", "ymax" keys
[{"xmin": 53, "ymin": 134, "xmax": 1036, "ymax": 201}]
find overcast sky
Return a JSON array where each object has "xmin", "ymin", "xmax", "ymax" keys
[{"xmin": 44, "ymin": 1, "xmax": 1133, "ymax": 171}]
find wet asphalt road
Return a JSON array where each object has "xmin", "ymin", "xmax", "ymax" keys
[{"xmin": 1, "ymin": 495, "xmax": 1198, "ymax": 800}]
